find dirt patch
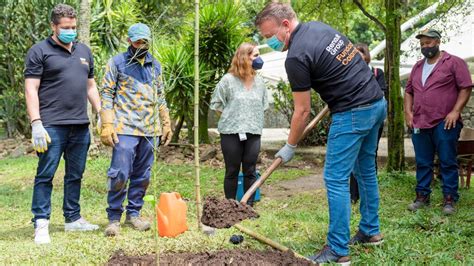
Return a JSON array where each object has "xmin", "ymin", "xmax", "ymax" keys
[
  {"xmin": 108, "ymin": 249, "xmax": 314, "ymax": 265},
  {"xmin": 261, "ymin": 174, "xmax": 325, "ymax": 199},
  {"xmin": 201, "ymin": 197, "xmax": 259, "ymax": 229}
]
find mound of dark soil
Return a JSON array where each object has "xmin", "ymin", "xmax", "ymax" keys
[
  {"xmin": 107, "ymin": 249, "xmax": 315, "ymax": 265},
  {"xmin": 201, "ymin": 196, "xmax": 259, "ymax": 229}
]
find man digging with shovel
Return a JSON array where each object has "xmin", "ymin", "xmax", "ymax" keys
[
  {"xmin": 99, "ymin": 23, "xmax": 172, "ymax": 237},
  {"xmin": 255, "ymin": 3, "xmax": 386, "ymax": 264}
]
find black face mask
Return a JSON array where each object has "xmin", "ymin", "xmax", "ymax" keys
[
  {"xmin": 421, "ymin": 45, "xmax": 439, "ymax": 59},
  {"xmin": 130, "ymin": 45, "xmax": 148, "ymax": 59}
]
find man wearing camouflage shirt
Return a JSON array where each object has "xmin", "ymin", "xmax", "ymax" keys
[{"xmin": 99, "ymin": 23, "xmax": 172, "ymax": 236}]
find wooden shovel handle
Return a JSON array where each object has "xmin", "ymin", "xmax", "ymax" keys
[
  {"xmin": 240, "ymin": 105, "xmax": 330, "ymax": 204},
  {"xmin": 233, "ymin": 223, "xmax": 315, "ymax": 263}
]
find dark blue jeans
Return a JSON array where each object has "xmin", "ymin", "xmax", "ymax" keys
[
  {"xmin": 31, "ymin": 125, "xmax": 90, "ymax": 224},
  {"xmin": 106, "ymin": 135, "xmax": 158, "ymax": 221},
  {"xmin": 412, "ymin": 121, "xmax": 462, "ymax": 200}
]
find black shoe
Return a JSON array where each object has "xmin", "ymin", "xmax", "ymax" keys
[
  {"xmin": 349, "ymin": 230, "xmax": 384, "ymax": 246},
  {"xmin": 442, "ymin": 195, "xmax": 455, "ymax": 215},
  {"xmin": 407, "ymin": 192, "xmax": 430, "ymax": 211},
  {"xmin": 307, "ymin": 245, "xmax": 351, "ymax": 265}
]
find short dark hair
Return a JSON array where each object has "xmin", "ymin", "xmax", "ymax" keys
[
  {"xmin": 255, "ymin": 2, "xmax": 296, "ymax": 27},
  {"xmin": 355, "ymin": 43, "xmax": 371, "ymax": 63},
  {"xmin": 50, "ymin": 4, "xmax": 76, "ymax": 25}
]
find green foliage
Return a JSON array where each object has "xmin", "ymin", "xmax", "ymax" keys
[
  {"xmin": 194, "ymin": 2, "xmax": 249, "ymax": 72},
  {"xmin": 156, "ymin": 42, "xmax": 213, "ymax": 141},
  {"xmin": 158, "ymin": 44, "xmax": 195, "ymax": 122},
  {"xmin": 271, "ymin": 81, "xmax": 330, "ymax": 146},
  {"xmin": 90, "ymin": 0, "xmax": 141, "ymax": 84},
  {"xmin": 136, "ymin": 0, "xmax": 194, "ymax": 38},
  {"xmin": 0, "ymin": 88, "xmax": 28, "ymax": 137},
  {"xmin": 90, "ymin": 0, "xmax": 139, "ymax": 54}
]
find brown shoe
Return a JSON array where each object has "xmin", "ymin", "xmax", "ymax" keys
[
  {"xmin": 408, "ymin": 193, "xmax": 430, "ymax": 211},
  {"xmin": 105, "ymin": 220, "xmax": 120, "ymax": 237},
  {"xmin": 125, "ymin": 216, "xmax": 150, "ymax": 231},
  {"xmin": 442, "ymin": 195, "xmax": 455, "ymax": 215},
  {"xmin": 349, "ymin": 230, "xmax": 384, "ymax": 246}
]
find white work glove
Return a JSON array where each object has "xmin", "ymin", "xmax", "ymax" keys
[
  {"xmin": 31, "ymin": 120, "xmax": 51, "ymax": 153},
  {"xmin": 275, "ymin": 142, "xmax": 297, "ymax": 164}
]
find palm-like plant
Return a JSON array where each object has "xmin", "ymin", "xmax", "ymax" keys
[
  {"xmin": 90, "ymin": 0, "xmax": 139, "ymax": 54},
  {"xmin": 156, "ymin": 42, "xmax": 213, "ymax": 142}
]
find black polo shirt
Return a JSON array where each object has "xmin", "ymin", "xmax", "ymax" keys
[
  {"xmin": 285, "ymin": 22, "xmax": 383, "ymax": 113},
  {"xmin": 24, "ymin": 36, "xmax": 94, "ymax": 125}
]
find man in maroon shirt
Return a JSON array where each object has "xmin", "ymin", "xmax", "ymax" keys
[{"xmin": 404, "ymin": 29, "xmax": 472, "ymax": 215}]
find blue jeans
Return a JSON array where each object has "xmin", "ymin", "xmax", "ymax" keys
[
  {"xmin": 31, "ymin": 125, "xmax": 90, "ymax": 224},
  {"xmin": 106, "ymin": 135, "xmax": 158, "ymax": 221},
  {"xmin": 323, "ymin": 98, "xmax": 386, "ymax": 256},
  {"xmin": 411, "ymin": 121, "xmax": 461, "ymax": 200}
]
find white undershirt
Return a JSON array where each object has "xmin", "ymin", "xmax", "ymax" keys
[{"xmin": 421, "ymin": 59, "xmax": 436, "ymax": 86}]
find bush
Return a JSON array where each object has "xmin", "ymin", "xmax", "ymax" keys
[
  {"xmin": 0, "ymin": 88, "xmax": 28, "ymax": 137},
  {"xmin": 271, "ymin": 80, "xmax": 331, "ymax": 146}
]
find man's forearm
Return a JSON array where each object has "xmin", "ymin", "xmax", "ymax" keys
[
  {"xmin": 404, "ymin": 92, "xmax": 413, "ymax": 115},
  {"xmin": 452, "ymin": 88, "xmax": 471, "ymax": 113},
  {"xmin": 87, "ymin": 79, "xmax": 101, "ymax": 113},
  {"xmin": 25, "ymin": 79, "xmax": 41, "ymax": 122},
  {"xmin": 287, "ymin": 109, "xmax": 310, "ymax": 146}
]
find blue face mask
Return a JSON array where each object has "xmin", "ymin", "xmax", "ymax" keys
[
  {"xmin": 252, "ymin": 56, "xmax": 264, "ymax": 70},
  {"xmin": 57, "ymin": 28, "xmax": 77, "ymax": 44},
  {"xmin": 266, "ymin": 35, "xmax": 285, "ymax": 51}
]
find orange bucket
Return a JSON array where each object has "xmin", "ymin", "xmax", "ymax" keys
[{"xmin": 156, "ymin": 192, "xmax": 188, "ymax": 237}]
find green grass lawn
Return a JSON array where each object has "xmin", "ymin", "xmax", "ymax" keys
[{"xmin": 0, "ymin": 155, "xmax": 472, "ymax": 264}]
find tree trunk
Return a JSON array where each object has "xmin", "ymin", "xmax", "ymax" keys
[
  {"xmin": 77, "ymin": 0, "xmax": 95, "ymax": 135},
  {"xmin": 171, "ymin": 115, "xmax": 184, "ymax": 143},
  {"xmin": 186, "ymin": 117, "xmax": 194, "ymax": 143},
  {"xmin": 385, "ymin": 0, "xmax": 405, "ymax": 172},
  {"xmin": 198, "ymin": 92, "xmax": 211, "ymax": 144}
]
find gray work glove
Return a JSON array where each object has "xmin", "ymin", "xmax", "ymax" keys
[
  {"xmin": 31, "ymin": 120, "xmax": 51, "ymax": 153},
  {"xmin": 275, "ymin": 142, "xmax": 297, "ymax": 164}
]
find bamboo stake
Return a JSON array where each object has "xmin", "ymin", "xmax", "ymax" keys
[
  {"xmin": 193, "ymin": 0, "xmax": 202, "ymax": 230},
  {"xmin": 150, "ymin": 28, "xmax": 160, "ymax": 266},
  {"xmin": 240, "ymin": 105, "xmax": 330, "ymax": 203},
  {"xmin": 233, "ymin": 224, "xmax": 315, "ymax": 264}
]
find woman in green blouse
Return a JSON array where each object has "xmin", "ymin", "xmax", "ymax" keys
[{"xmin": 210, "ymin": 42, "xmax": 269, "ymax": 206}]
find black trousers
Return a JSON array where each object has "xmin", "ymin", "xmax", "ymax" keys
[
  {"xmin": 220, "ymin": 133, "xmax": 261, "ymax": 205},
  {"xmin": 350, "ymin": 123, "xmax": 384, "ymax": 203}
]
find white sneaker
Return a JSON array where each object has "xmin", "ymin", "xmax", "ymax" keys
[
  {"xmin": 34, "ymin": 219, "xmax": 51, "ymax": 244},
  {"xmin": 64, "ymin": 217, "xmax": 99, "ymax": 231}
]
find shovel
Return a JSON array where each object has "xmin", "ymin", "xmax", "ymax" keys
[{"xmin": 240, "ymin": 105, "xmax": 330, "ymax": 204}]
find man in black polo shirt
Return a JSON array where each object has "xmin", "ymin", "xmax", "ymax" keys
[
  {"xmin": 24, "ymin": 4, "xmax": 101, "ymax": 244},
  {"xmin": 256, "ymin": 3, "xmax": 386, "ymax": 264}
]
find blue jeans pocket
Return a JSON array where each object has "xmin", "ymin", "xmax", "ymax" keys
[{"xmin": 352, "ymin": 105, "xmax": 377, "ymax": 133}]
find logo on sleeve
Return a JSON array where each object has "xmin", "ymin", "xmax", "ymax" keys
[{"xmin": 80, "ymin": 57, "xmax": 89, "ymax": 66}]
